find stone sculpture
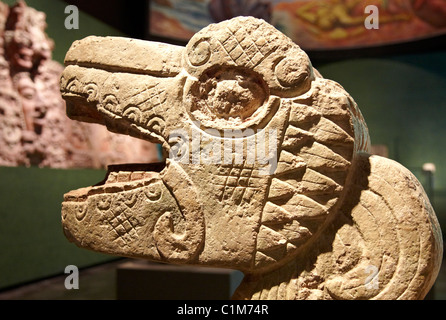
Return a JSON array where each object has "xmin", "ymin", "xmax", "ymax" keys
[
  {"xmin": 60, "ymin": 17, "xmax": 443, "ymax": 300},
  {"xmin": 0, "ymin": 1, "xmax": 158, "ymax": 168}
]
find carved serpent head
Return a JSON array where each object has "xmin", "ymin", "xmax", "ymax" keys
[{"xmin": 60, "ymin": 17, "xmax": 442, "ymax": 300}]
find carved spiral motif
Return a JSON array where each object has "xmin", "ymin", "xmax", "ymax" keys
[
  {"xmin": 84, "ymin": 82, "xmax": 99, "ymax": 102},
  {"xmin": 66, "ymin": 78, "xmax": 81, "ymax": 94},
  {"xmin": 187, "ymin": 39, "xmax": 212, "ymax": 67},
  {"xmin": 98, "ymin": 196, "xmax": 112, "ymax": 211},
  {"xmin": 168, "ymin": 133, "xmax": 189, "ymax": 162},
  {"xmin": 75, "ymin": 203, "xmax": 87, "ymax": 221},
  {"xmin": 102, "ymin": 94, "xmax": 119, "ymax": 113},
  {"xmin": 122, "ymin": 106, "xmax": 144, "ymax": 124},
  {"xmin": 275, "ymin": 57, "xmax": 311, "ymax": 88},
  {"xmin": 146, "ymin": 116, "xmax": 166, "ymax": 136},
  {"xmin": 144, "ymin": 181, "xmax": 163, "ymax": 202}
]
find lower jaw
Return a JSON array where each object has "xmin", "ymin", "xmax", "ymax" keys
[{"xmin": 63, "ymin": 161, "xmax": 167, "ymax": 202}]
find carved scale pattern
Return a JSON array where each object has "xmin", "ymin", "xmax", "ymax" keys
[{"xmin": 255, "ymin": 78, "xmax": 356, "ymax": 268}]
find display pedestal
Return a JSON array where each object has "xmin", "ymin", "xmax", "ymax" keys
[{"xmin": 116, "ymin": 260, "xmax": 244, "ymax": 300}]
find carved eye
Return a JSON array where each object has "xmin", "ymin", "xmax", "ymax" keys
[{"xmin": 187, "ymin": 66, "xmax": 277, "ymax": 132}]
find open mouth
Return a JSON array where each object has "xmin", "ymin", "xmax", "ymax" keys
[
  {"xmin": 60, "ymin": 37, "xmax": 183, "ymax": 205},
  {"xmin": 63, "ymin": 161, "xmax": 167, "ymax": 203}
]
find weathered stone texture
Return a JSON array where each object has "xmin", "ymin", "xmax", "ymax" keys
[{"xmin": 60, "ymin": 16, "xmax": 443, "ymax": 300}]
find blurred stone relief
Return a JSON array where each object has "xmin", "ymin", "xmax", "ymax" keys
[{"xmin": 0, "ymin": 1, "xmax": 159, "ymax": 169}]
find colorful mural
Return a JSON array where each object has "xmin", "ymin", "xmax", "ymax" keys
[{"xmin": 149, "ymin": 0, "xmax": 446, "ymax": 50}]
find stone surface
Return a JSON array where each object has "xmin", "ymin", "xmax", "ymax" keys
[
  {"xmin": 60, "ymin": 16, "xmax": 443, "ymax": 300},
  {"xmin": 0, "ymin": 1, "xmax": 158, "ymax": 168}
]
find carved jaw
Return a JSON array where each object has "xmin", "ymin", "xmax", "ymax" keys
[
  {"xmin": 61, "ymin": 17, "xmax": 442, "ymax": 299},
  {"xmin": 59, "ymin": 18, "xmax": 365, "ymax": 273},
  {"xmin": 60, "ymin": 37, "xmax": 208, "ymax": 264},
  {"xmin": 63, "ymin": 162, "xmax": 165, "ymax": 258},
  {"xmin": 60, "ymin": 37, "xmax": 187, "ymax": 152},
  {"xmin": 60, "ymin": 17, "xmax": 443, "ymax": 300},
  {"xmin": 58, "ymin": 20, "xmax": 320, "ymax": 271},
  {"xmin": 62, "ymin": 158, "xmax": 209, "ymax": 264}
]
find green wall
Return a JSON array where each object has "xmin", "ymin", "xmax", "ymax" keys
[
  {"xmin": 0, "ymin": 166, "xmax": 115, "ymax": 289},
  {"xmin": 317, "ymin": 52, "xmax": 446, "ymax": 236}
]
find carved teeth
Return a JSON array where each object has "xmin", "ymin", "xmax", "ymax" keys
[
  {"xmin": 105, "ymin": 170, "xmax": 160, "ymax": 185},
  {"xmin": 64, "ymin": 172, "xmax": 162, "ymax": 202},
  {"xmin": 144, "ymin": 172, "xmax": 159, "ymax": 180},
  {"xmin": 131, "ymin": 171, "xmax": 144, "ymax": 181},
  {"xmin": 118, "ymin": 172, "xmax": 131, "ymax": 182},
  {"xmin": 106, "ymin": 172, "xmax": 118, "ymax": 183},
  {"xmin": 63, "ymin": 186, "xmax": 92, "ymax": 202}
]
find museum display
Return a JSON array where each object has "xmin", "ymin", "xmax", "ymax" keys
[
  {"xmin": 0, "ymin": 0, "xmax": 158, "ymax": 168},
  {"xmin": 60, "ymin": 16, "xmax": 443, "ymax": 300}
]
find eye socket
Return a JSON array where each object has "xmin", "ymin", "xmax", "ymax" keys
[
  {"xmin": 186, "ymin": 66, "xmax": 277, "ymax": 133},
  {"xmin": 199, "ymin": 70, "xmax": 265, "ymax": 120}
]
